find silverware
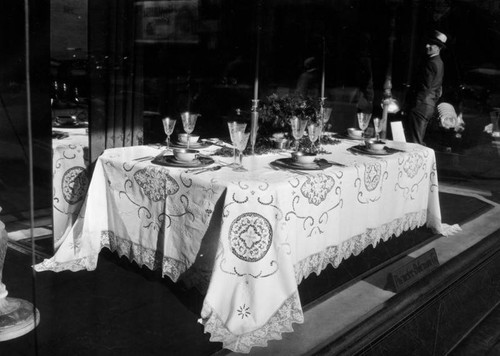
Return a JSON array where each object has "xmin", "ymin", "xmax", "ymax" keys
[
  {"xmin": 133, "ymin": 155, "xmax": 154, "ymax": 162},
  {"xmin": 191, "ymin": 166, "xmax": 222, "ymax": 174}
]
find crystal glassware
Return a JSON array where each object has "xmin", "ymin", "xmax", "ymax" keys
[
  {"xmin": 290, "ymin": 116, "xmax": 308, "ymax": 151},
  {"xmin": 307, "ymin": 122, "xmax": 322, "ymax": 153},
  {"xmin": 180, "ymin": 112, "xmax": 199, "ymax": 149},
  {"xmin": 357, "ymin": 112, "xmax": 372, "ymax": 138},
  {"xmin": 162, "ymin": 117, "xmax": 177, "ymax": 149},
  {"xmin": 232, "ymin": 130, "xmax": 251, "ymax": 172},
  {"xmin": 227, "ymin": 121, "xmax": 247, "ymax": 166},
  {"xmin": 373, "ymin": 117, "xmax": 382, "ymax": 141}
]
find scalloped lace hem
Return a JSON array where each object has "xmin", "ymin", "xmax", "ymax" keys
[
  {"xmin": 35, "ymin": 230, "xmax": 189, "ymax": 282},
  {"xmin": 295, "ymin": 209, "xmax": 428, "ymax": 283},
  {"xmin": 34, "ymin": 255, "xmax": 99, "ymax": 273},
  {"xmin": 200, "ymin": 291, "xmax": 304, "ymax": 353},
  {"xmin": 101, "ymin": 230, "xmax": 188, "ymax": 282}
]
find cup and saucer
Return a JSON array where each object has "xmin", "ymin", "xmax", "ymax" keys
[
  {"xmin": 271, "ymin": 151, "xmax": 333, "ymax": 171},
  {"xmin": 350, "ymin": 139, "xmax": 392, "ymax": 156},
  {"xmin": 171, "ymin": 134, "xmax": 207, "ymax": 148},
  {"xmin": 153, "ymin": 148, "xmax": 214, "ymax": 167}
]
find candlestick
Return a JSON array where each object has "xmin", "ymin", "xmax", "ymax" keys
[
  {"xmin": 321, "ymin": 37, "xmax": 326, "ymax": 98},
  {"xmin": 250, "ymin": 99, "xmax": 259, "ymax": 155}
]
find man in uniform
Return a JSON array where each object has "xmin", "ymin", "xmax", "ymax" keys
[{"xmin": 406, "ymin": 30, "xmax": 447, "ymax": 144}]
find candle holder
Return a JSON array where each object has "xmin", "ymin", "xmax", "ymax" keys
[
  {"xmin": 250, "ymin": 99, "xmax": 259, "ymax": 155},
  {"xmin": 318, "ymin": 97, "xmax": 327, "ymax": 150}
]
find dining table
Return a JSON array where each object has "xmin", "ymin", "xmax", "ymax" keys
[{"xmin": 36, "ymin": 136, "xmax": 445, "ymax": 353}]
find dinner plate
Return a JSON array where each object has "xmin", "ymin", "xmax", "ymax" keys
[
  {"xmin": 270, "ymin": 158, "xmax": 334, "ymax": 171},
  {"xmin": 349, "ymin": 145, "xmax": 394, "ymax": 156},
  {"xmin": 152, "ymin": 155, "xmax": 214, "ymax": 168},
  {"xmin": 170, "ymin": 140, "xmax": 209, "ymax": 149}
]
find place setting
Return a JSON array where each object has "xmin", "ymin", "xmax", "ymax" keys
[
  {"xmin": 347, "ymin": 117, "xmax": 400, "ymax": 156},
  {"xmin": 270, "ymin": 121, "xmax": 339, "ymax": 172},
  {"xmin": 151, "ymin": 147, "xmax": 214, "ymax": 168}
]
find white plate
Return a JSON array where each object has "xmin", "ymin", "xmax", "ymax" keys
[
  {"xmin": 349, "ymin": 145, "xmax": 393, "ymax": 156},
  {"xmin": 170, "ymin": 140, "xmax": 209, "ymax": 149},
  {"xmin": 271, "ymin": 158, "xmax": 333, "ymax": 171},
  {"xmin": 152, "ymin": 155, "xmax": 214, "ymax": 168}
]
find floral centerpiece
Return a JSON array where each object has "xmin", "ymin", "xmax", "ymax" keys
[
  {"xmin": 213, "ymin": 93, "xmax": 339, "ymax": 157},
  {"xmin": 258, "ymin": 93, "xmax": 319, "ymax": 137}
]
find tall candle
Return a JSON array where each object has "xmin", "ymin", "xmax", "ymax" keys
[
  {"xmin": 253, "ymin": 76, "xmax": 259, "ymax": 101},
  {"xmin": 254, "ymin": 2, "xmax": 261, "ymax": 101},
  {"xmin": 321, "ymin": 36, "xmax": 326, "ymax": 98}
]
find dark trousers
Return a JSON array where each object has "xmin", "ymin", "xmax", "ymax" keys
[{"xmin": 405, "ymin": 102, "xmax": 436, "ymax": 145}]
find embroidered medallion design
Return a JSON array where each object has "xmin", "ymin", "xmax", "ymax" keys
[
  {"xmin": 229, "ymin": 213, "xmax": 272, "ymax": 262},
  {"xmin": 134, "ymin": 167, "xmax": 179, "ymax": 202},
  {"xmin": 403, "ymin": 153, "xmax": 423, "ymax": 178},
  {"xmin": 62, "ymin": 166, "xmax": 88, "ymax": 204},
  {"xmin": 300, "ymin": 174, "xmax": 335, "ymax": 206},
  {"xmin": 364, "ymin": 163, "xmax": 381, "ymax": 191},
  {"xmin": 237, "ymin": 304, "xmax": 251, "ymax": 319}
]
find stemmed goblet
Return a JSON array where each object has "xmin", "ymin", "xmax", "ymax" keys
[
  {"xmin": 290, "ymin": 116, "xmax": 308, "ymax": 151},
  {"xmin": 307, "ymin": 122, "xmax": 322, "ymax": 153},
  {"xmin": 180, "ymin": 111, "xmax": 199, "ymax": 149},
  {"xmin": 357, "ymin": 112, "xmax": 372, "ymax": 138},
  {"xmin": 227, "ymin": 121, "xmax": 247, "ymax": 166},
  {"xmin": 162, "ymin": 117, "xmax": 177, "ymax": 149},
  {"xmin": 231, "ymin": 130, "xmax": 250, "ymax": 172},
  {"xmin": 373, "ymin": 117, "xmax": 382, "ymax": 141}
]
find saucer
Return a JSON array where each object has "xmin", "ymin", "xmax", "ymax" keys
[
  {"xmin": 349, "ymin": 145, "xmax": 394, "ymax": 156},
  {"xmin": 170, "ymin": 140, "xmax": 209, "ymax": 149},
  {"xmin": 346, "ymin": 133, "xmax": 364, "ymax": 140},
  {"xmin": 271, "ymin": 158, "xmax": 333, "ymax": 171},
  {"xmin": 152, "ymin": 155, "xmax": 214, "ymax": 168}
]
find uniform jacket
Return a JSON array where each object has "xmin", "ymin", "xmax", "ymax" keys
[{"xmin": 415, "ymin": 54, "xmax": 444, "ymax": 107}]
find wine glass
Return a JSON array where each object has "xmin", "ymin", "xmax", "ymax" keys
[
  {"xmin": 357, "ymin": 112, "xmax": 372, "ymax": 138},
  {"xmin": 180, "ymin": 111, "xmax": 199, "ymax": 149},
  {"xmin": 162, "ymin": 117, "xmax": 177, "ymax": 149},
  {"xmin": 307, "ymin": 122, "xmax": 322, "ymax": 153},
  {"xmin": 227, "ymin": 121, "xmax": 247, "ymax": 166},
  {"xmin": 290, "ymin": 116, "xmax": 308, "ymax": 151},
  {"xmin": 373, "ymin": 117, "xmax": 382, "ymax": 141},
  {"xmin": 231, "ymin": 130, "xmax": 250, "ymax": 172}
]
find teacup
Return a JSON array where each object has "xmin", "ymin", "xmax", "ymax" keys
[
  {"xmin": 347, "ymin": 127, "xmax": 363, "ymax": 138},
  {"xmin": 292, "ymin": 151, "xmax": 317, "ymax": 164},
  {"xmin": 365, "ymin": 139, "xmax": 386, "ymax": 151},
  {"xmin": 173, "ymin": 148, "xmax": 199, "ymax": 162},
  {"xmin": 178, "ymin": 133, "xmax": 200, "ymax": 144}
]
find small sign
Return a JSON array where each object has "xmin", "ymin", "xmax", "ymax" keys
[{"xmin": 390, "ymin": 249, "xmax": 440, "ymax": 292}]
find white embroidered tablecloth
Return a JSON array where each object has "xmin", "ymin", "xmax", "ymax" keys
[
  {"xmin": 52, "ymin": 128, "xmax": 89, "ymax": 250},
  {"xmin": 36, "ymin": 140, "xmax": 443, "ymax": 353}
]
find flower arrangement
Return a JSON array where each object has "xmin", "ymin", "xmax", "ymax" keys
[{"xmin": 258, "ymin": 93, "xmax": 319, "ymax": 136}]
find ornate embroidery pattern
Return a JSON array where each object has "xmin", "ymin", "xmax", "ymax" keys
[
  {"xmin": 300, "ymin": 174, "xmax": 335, "ymax": 205},
  {"xmin": 237, "ymin": 304, "xmax": 251, "ymax": 319},
  {"xmin": 61, "ymin": 166, "xmax": 88, "ymax": 204},
  {"xmin": 133, "ymin": 167, "xmax": 179, "ymax": 202},
  {"xmin": 395, "ymin": 152, "xmax": 429, "ymax": 200},
  {"xmin": 364, "ymin": 163, "xmax": 381, "ymax": 191},
  {"xmin": 294, "ymin": 209, "xmax": 427, "ymax": 283},
  {"xmin": 201, "ymin": 292, "xmax": 304, "ymax": 353},
  {"xmin": 229, "ymin": 213, "xmax": 273, "ymax": 262},
  {"xmin": 403, "ymin": 153, "xmax": 423, "ymax": 178}
]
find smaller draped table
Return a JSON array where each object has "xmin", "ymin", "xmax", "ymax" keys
[
  {"xmin": 37, "ymin": 139, "xmax": 443, "ymax": 353},
  {"xmin": 52, "ymin": 127, "xmax": 89, "ymax": 250}
]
